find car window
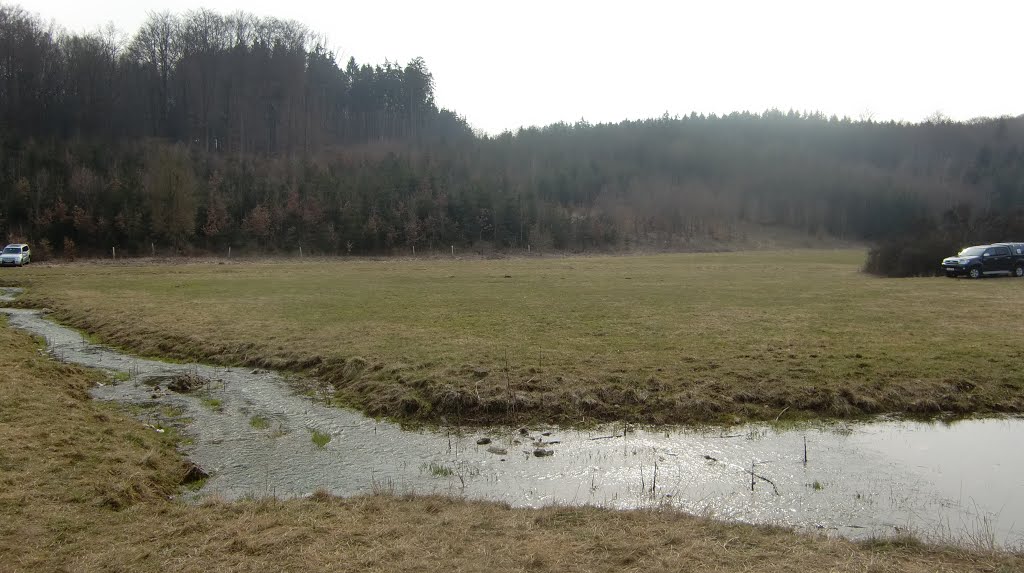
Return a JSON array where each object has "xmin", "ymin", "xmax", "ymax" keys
[
  {"xmin": 994, "ymin": 246, "xmax": 1010, "ymax": 256},
  {"xmin": 21, "ymin": 246, "xmax": 28, "ymax": 253}
]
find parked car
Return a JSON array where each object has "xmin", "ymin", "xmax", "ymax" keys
[
  {"xmin": 0, "ymin": 244, "xmax": 31, "ymax": 267},
  {"xmin": 941, "ymin": 243, "xmax": 1024, "ymax": 278}
]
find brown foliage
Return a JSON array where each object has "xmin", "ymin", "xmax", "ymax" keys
[
  {"xmin": 243, "ymin": 203, "xmax": 272, "ymax": 244},
  {"xmin": 62, "ymin": 236, "xmax": 77, "ymax": 260}
]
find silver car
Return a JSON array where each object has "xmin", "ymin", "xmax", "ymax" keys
[{"xmin": 1, "ymin": 244, "xmax": 31, "ymax": 267}]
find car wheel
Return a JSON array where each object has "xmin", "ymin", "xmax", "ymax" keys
[
  {"xmin": 968, "ymin": 267, "xmax": 982, "ymax": 279},
  {"xmin": 1015, "ymin": 266, "xmax": 1024, "ymax": 278}
]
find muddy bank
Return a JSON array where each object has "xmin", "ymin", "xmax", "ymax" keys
[{"xmin": 1, "ymin": 292, "xmax": 1022, "ymax": 549}]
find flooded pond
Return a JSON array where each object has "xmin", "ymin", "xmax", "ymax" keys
[{"xmin": 2, "ymin": 291, "xmax": 1022, "ymax": 549}]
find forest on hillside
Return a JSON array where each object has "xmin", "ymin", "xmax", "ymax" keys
[{"xmin": 2, "ymin": 4, "xmax": 1024, "ymax": 272}]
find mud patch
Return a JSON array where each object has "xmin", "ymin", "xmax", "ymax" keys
[
  {"xmin": 142, "ymin": 373, "xmax": 211, "ymax": 393},
  {"xmin": 167, "ymin": 373, "xmax": 210, "ymax": 393},
  {"xmin": 181, "ymin": 461, "xmax": 209, "ymax": 484}
]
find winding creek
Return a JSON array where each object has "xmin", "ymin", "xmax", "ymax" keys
[{"xmin": 2, "ymin": 287, "xmax": 1022, "ymax": 549}]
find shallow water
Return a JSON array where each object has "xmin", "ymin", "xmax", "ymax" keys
[{"xmin": 3, "ymin": 289, "xmax": 1022, "ymax": 548}]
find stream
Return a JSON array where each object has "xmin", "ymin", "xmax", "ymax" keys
[{"xmin": 2, "ymin": 287, "xmax": 1022, "ymax": 549}]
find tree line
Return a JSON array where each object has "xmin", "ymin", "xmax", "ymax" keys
[
  {"xmin": 0, "ymin": 5, "xmax": 470, "ymax": 152},
  {"xmin": 2, "ymin": 4, "xmax": 1023, "ymax": 264}
]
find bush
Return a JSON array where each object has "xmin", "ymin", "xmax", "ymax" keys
[
  {"xmin": 62, "ymin": 237, "xmax": 77, "ymax": 261},
  {"xmin": 864, "ymin": 237, "xmax": 957, "ymax": 277},
  {"xmin": 35, "ymin": 239, "xmax": 53, "ymax": 262}
]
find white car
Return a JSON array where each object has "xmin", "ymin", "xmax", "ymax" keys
[{"xmin": 1, "ymin": 244, "xmax": 31, "ymax": 267}]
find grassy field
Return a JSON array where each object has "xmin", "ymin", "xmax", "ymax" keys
[
  {"xmin": 2, "ymin": 318, "xmax": 1020, "ymax": 572},
  {"xmin": 7, "ymin": 249, "xmax": 1024, "ymax": 425}
]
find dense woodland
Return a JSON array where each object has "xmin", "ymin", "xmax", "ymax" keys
[{"xmin": 2, "ymin": 4, "xmax": 1024, "ymax": 273}]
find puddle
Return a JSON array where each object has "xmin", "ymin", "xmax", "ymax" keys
[
  {"xmin": 0, "ymin": 287, "xmax": 20, "ymax": 303},
  {"xmin": 3, "ymin": 291, "xmax": 1022, "ymax": 549}
]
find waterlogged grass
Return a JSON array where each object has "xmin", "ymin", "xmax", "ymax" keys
[
  {"xmin": 249, "ymin": 415, "xmax": 270, "ymax": 430},
  {"xmin": 183, "ymin": 476, "xmax": 209, "ymax": 491},
  {"xmin": 310, "ymin": 429, "xmax": 331, "ymax": 448},
  {"xmin": 200, "ymin": 397, "xmax": 223, "ymax": 412},
  {"xmin": 159, "ymin": 405, "xmax": 186, "ymax": 418},
  {"xmin": 3, "ymin": 318, "xmax": 1023, "ymax": 572},
  {"xmin": 423, "ymin": 461, "xmax": 454, "ymax": 477},
  {"xmin": 13, "ymin": 250, "xmax": 1024, "ymax": 425}
]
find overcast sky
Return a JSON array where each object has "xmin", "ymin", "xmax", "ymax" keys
[{"xmin": 24, "ymin": 0, "xmax": 1024, "ymax": 134}]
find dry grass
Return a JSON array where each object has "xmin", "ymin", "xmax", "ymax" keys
[
  {"xmin": 7, "ymin": 249, "xmax": 1024, "ymax": 425},
  {"xmin": 1, "ymin": 318, "xmax": 1021, "ymax": 572}
]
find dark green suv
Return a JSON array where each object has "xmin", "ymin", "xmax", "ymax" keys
[{"xmin": 941, "ymin": 243, "xmax": 1024, "ymax": 278}]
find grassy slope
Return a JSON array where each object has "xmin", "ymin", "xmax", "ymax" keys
[
  {"xmin": 11, "ymin": 250, "xmax": 1024, "ymax": 425},
  {"xmin": 0, "ymin": 319, "xmax": 1020, "ymax": 572}
]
